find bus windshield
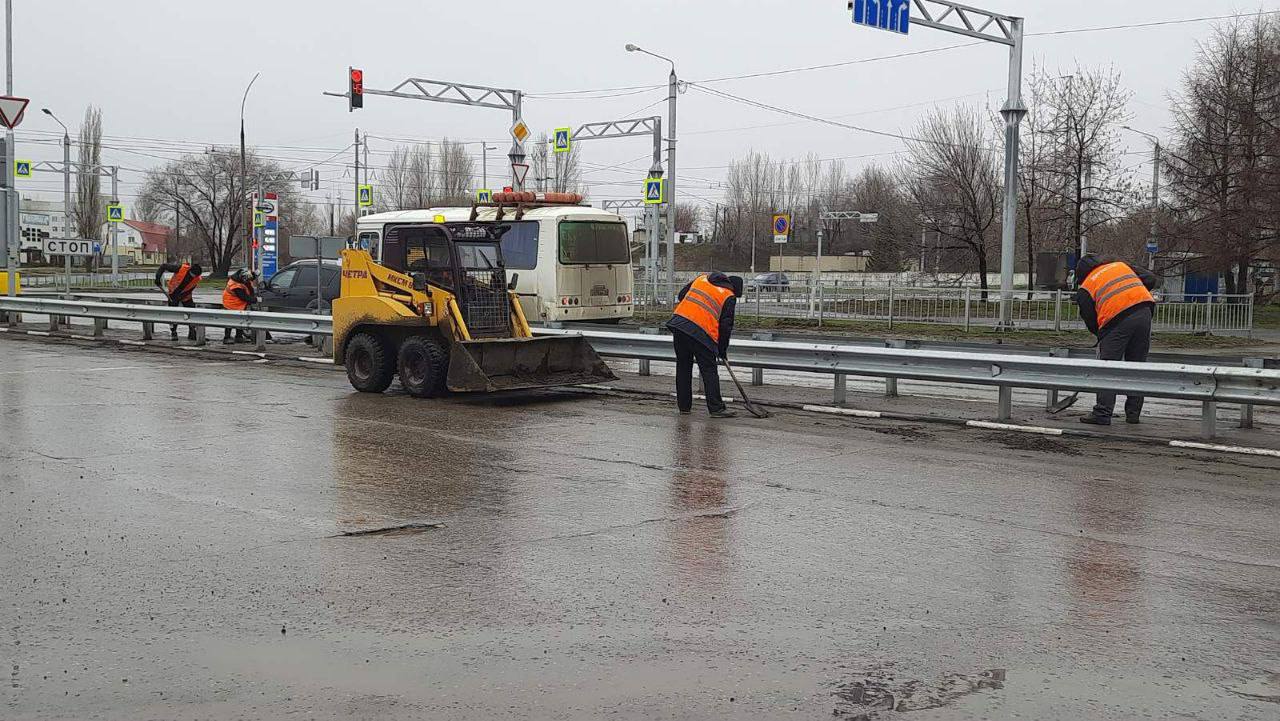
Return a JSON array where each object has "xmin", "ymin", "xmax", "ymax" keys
[{"xmin": 558, "ymin": 221, "xmax": 630, "ymax": 265}]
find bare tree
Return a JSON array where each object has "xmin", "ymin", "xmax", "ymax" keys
[
  {"xmin": 905, "ymin": 105, "xmax": 1002, "ymax": 296},
  {"xmin": 73, "ymin": 106, "xmax": 104, "ymax": 243},
  {"xmin": 1165, "ymin": 14, "xmax": 1280, "ymax": 294},
  {"xmin": 407, "ymin": 145, "xmax": 434, "ymax": 209},
  {"xmin": 381, "ymin": 145, "xmax": 413, "ymax": 211},
  {"xmin": 850, "ymin": 165, "xmax": 913, "ymax": 272},
  {"xmin": 138, "ymin": 149, "xmax": 301, "ymax": 275},
  {"xmin": 434, "ymin": 139, "xmax": 475, "ymax": 204},
  {"xmin": 675, "ymin": 203, "xmax": 701, "ymax": 234}
]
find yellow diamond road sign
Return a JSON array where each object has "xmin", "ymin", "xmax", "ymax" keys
[
  {"xmin": 106, "ymin": 203, "xmax": 124, "ymax": 222},
  {"xmin": 511, "ymin": 119, "xmax": 530, "ymax": 143}
]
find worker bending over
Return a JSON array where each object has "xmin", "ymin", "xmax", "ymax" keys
[
  {"xmin": 667, "ymin": 272, "xmax": 744, "ymax": 418},
  {"xmin": 155, "ymin": 261, "xmax": 203, "ymax": 341},
  {"xmin": 1075, "ymin": 255, "xmax": 1159, "ymax": 426},
  {"xmin": 221, "ymin": 268, "xmax": 260, "ymax": 344}
]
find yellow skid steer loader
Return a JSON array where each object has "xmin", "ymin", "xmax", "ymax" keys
[{"xmin": 332, "ymin": 219, "xmax": 615, "ymax": 396}]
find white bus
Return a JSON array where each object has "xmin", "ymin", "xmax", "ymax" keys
[{"xmin": 355, "ymin": 204, "xmax": 634, "ymax": 324}]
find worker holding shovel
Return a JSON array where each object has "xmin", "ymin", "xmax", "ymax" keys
[{"xmin": 667, "ymin": 272, "xmax": 744, "ymax": 418}]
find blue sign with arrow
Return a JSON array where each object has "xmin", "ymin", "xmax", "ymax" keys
[{"xmin": 852, "ymin": 0, "xmax": 910, "ymax": 35}]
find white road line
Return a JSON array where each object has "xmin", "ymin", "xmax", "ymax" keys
[
  {"xmin": 802, "ymin": 404, "xmax": 883, "ymax": 418},
  {"xmin": 25, "ymin": 330, "xmax": 50, "ymax": 336},
  {"xmin": 69, "ymin": 334, "xmax": 96, "ymax": 340},
  {"xmin": 298, "ymin": 357, "xmax": 334, "ymax": 364},
  {"xmin": 118, "ymin": 340, "xmax": 146, "ymax": 346},
  {"xmin": 1169, "ymin": 440, "xmax": 1280, "ymax": 458},
  {"xmin": 966, "ymin": 420, "xmax": 1064, "ymax": 436},
  {"xmin": 231, "ymin": 351, "xmax": 266, "ymax": 358}
]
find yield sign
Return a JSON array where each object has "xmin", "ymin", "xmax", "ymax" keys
[
  {"xmin": 0, "ymin": 96, "xmax": 29, "ymax": 129},
  {"xmin": 511, "ymin": 162, "xmax": 530, "ymax": 186}
]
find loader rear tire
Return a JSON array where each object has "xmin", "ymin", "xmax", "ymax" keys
[
  {"xmin": 345, "ymin": 331, "xmax": 395, "ymax": 393},
  {"xmin": 397, "ymin": 335, "xmax": 448, "ymax": 398}
]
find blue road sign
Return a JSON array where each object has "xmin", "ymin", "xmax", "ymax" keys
[
  {"xmin": 644, "ymin": 178, "xmax": 665, "ymax": 204},
  {"xmin": 852, "ymin": 0, "xmax": 910, "ymax": 35},
  {"xmin": 1145, "ymin": 241, "xmax": 1159, "ymax": 254},
  {"xmin": 553, "ymin": 127, "xmax": 571, "ymax": 154},
  {"xmin": 92, "ymin": 243, "xmax": 101, "ymax": 254}
]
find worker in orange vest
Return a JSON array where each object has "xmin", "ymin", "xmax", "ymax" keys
[
  {"xmin": 1075, "ymin": 255, "xmax": 1159, "ymax": 425},
  {"xmin": 155, "ymin": 261, "xmax": 203, "ymax": 340},
  {"xmin": 221, "ymin": 268, "xmax": 260, "ymax": 344},
  {"xmin": 667, "ymin": 272, "xmax": 744, "ymax": 418}
]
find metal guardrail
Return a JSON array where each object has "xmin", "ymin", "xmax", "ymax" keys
[{"xmin": 2, "ymin": 296, "xmax": 1276, "ymax": 440}]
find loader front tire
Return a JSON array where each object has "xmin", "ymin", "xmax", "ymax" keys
[
  {"xmin": 397, "ymin": 335, "xmax": 448, "ymax": 398},
  {"xmin": 345, "ymin": 331, "xmax": 395, "ymax": 393}
]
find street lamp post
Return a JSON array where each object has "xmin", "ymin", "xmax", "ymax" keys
[
  {"xmin": 626, "ymin": 43, "xmax": 677, "ymax": 300},
  {"xmin": 240, "ymin": 72, "xmax": 260, "ymax": 270},
  {"xmin": 1123, "ymin": 125, "xmax": 1161, "ymax": 270},
  {"xmin": 481, "ymin": 144, "xmax": 497, "ymax": 189},
  {"xmin": 41, "ymin": 109, "xmax": 73, "ymax": 293}
]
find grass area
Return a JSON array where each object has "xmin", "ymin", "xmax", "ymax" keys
[
  {"xmin": 1253, "ymin": 302, "xmax": 1280, "ymax": 330},
  {"xmin": 631, "ymin": 311, "xmax": 1264, "ymax": 350}
]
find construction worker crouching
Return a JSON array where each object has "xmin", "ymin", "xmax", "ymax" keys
[
  {"xmin": 222, "ymin": 268, "xmax": 260, "ymax": 344},
  {"xmin": 155, "ymin": 261, "xmax": 203, "ymax": 341},
  {"xmin": 667, "ymin": 272, "xmax": 744, "ymax": 418},
  {"xmin": 1075, "ymin": 255, "xmax": 1159, "ymax": 426}
]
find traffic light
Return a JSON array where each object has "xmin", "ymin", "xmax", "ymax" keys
[{"xmin": 349, "ymin": 68, "xmax": 364, "ymax": 111}]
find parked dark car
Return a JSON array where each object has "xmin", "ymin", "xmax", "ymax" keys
[
  {"xmin": 258, "ymin": 259, "xmax": 342, "ymax": 311},
  {"xmin": 747, "ymin": 272, "xmax": 790, "ymax": 292}
]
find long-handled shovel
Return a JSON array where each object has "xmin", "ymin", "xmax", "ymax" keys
[
  {"xmin": 1048, "ymin": 391, "xmax": 1081, "ymax": 414},
  {"xmin": 720, "ymin": 357, "xmax": 772, "ymax": 419}
]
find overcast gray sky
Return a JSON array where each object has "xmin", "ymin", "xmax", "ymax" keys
[{"xmin": 13, "ymin": 0, "xmax": 1280, "ymax": 217}]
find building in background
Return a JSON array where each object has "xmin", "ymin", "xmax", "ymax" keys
[
  {"xmin": 18, "ymin": 197, "xmax": 72, "ymax": 264},
  {"xmin": 118, "ymin": 220, "xmax": 171, "ymax": 265}
]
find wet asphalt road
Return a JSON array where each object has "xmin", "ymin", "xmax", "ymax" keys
[{"xmin": 2, "ymin": 339, "xmax": 1278, "ymax": 720}]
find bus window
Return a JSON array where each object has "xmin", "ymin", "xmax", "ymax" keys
[
  {"xmin": 499, "ymin": 221, "xmax": 539, "ymax": 269},
  {"xmin": 558, "ymin": 221, "xmax": 630, "ymax": 265}
]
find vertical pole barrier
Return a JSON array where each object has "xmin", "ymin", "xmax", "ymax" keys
[
  {"xmin": 833, "ymin": 373, "xmax": 847, "ymax": 407},
  {"xmin": 887, "ymin": 284, "xmax": 895, "ymax": 331},
  {"xmin": 1053, "ymin": 290, "xmax": 1062, "ymax": 332},
  {"xmin": 1045, "ymin": 347, "xmax": 1070, "ymax": 410},
  {"xmin": 1201, "ymin": 401, "xmax": 1217, "ymax": 440},
  {"xmin": 998, "ymin": 386, "xmax": 1013, "ymax": 421},
  {"xmin": 885, "ymin": 340, "xmax": 904, "ymax": 397},
  {"xmin": 638, "ymin": 326, "xmax": 659, "ymax": 376},
  {"xmin": 963, "ymin": 287, "xmax": 971, "ymax": 332},
  {"xmin": 193, "ymin": 325, "xmax": 207, "ymax": 347},
  {"xmin": 1240, "ymin": 359, "xmax": 1262, "ymax": 429},
  {"xmin": 142, "ymin": 321, "xmax": 154, "ymax": 341},
  {"xmin": 749, "ymin": 331, "xmax": 773, "ymax": 386},
  {"xmin": 254, "ymin": 328, "xmax": 267, "ymax": 352}
]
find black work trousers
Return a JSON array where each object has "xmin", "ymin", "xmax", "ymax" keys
[
  {"xmin": 673, "ymin": 330, "xmax": 725, "ymax": 414},
  {"xmin": 1093, "ymin": 306, "xmax": 1153, "ymax": 419},
  {"xmin": 167, "ymin": 296, "xmax": 197, "ymax": 339}
]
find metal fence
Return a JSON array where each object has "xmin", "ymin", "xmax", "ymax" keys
[
  {"xmin": 18, "ymin": 271, "xmax": 155, "ymax": 290},
  {"xmin": 635, "ymin": 280, "xmax": 1255, "ymax": 334},
  {"xmin": 2, "ymin": 295, "xmax": 1277, "ymax": 440}
]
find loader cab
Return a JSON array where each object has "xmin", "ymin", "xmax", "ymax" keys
[{"xmin": 384, "ymin": 221, "xmax": 513, "ymax": 338}]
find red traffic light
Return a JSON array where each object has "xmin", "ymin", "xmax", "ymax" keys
[{"xmin": 349, "ymin": 68, "xmax": 364, "ymax": 110}]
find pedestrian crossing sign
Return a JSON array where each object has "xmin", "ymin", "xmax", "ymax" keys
[
  {"xmin": 253, "ymin": 211, "xmax": 264, "ymax": 228},
  {"xmin": 553, "ymin": 127, "xmax": 571, "ymax": 154},
  {"xmin": 643, "ymin": 178, "xmax": 664, "ymax": 205},
  {"xmin": 476, "ymin": 188, "xmax": 493, "ymax": 203},
  {"xmin": 14, "ymin": 159, "xmax": 31, "ymax": 177},
  {"xmin": 358, "ymin": 184, "xmax": 373, "ymax": 207},
  {"xmin": 106, "ymin": 203, "xmax": 124, "ymax": 222}
]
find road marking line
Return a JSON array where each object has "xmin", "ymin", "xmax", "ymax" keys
[
  {"xmin": 231, "ymin": 351, "xmax": 266, "ymax": 358},
  {"xmin": 298, "ymin": 357, "xmax": 334, "ymax": 364},
  {"xmin": 802, "ymin": 404, "xmax": 883, "ymax": 418},
  {"xmin": 1169, "ymin": 440, "xmax": 1280, "ymax": 458},
  {"xmin": 577, "ymin": 384, "xmax": 616, "ymax": 391},
  {"xmin": 967, "ymin": 420, "xmax": 1064, "ymax": 436},
  {"xmin": 69, "ymin": 334, "xmax": 96, "ymax": 340},
  {"xmin": 178, "ymin": 346, "xmax": 205, "ymax": 351},
  {"xmin": 253, "ymin": 358, "xmax": 270, "ymax": 364},
  {"xmin": 118, "ymin": 340, "xmax": 145, "ymax": 346},
  {"xmin": 25, "ymin": 330, "xmax": 49, "ymax": 336}
]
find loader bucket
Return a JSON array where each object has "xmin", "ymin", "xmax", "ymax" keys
[{"xmin": 445, "ymin": 335, "xmax": 617, "ymax": 393}]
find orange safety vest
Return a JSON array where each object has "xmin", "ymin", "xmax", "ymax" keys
[
  {"xmin": 673, "ymin": 274, "xmax": 734, "ymax": 345},
  {"xmin": 222, "ymin": 279, "xmax": 252, "ymax": 311},
  {"xmin": 1081, "ymin": 261, "xmax": 1154, "ymax": 330},
  {"xmin": 167, "ymin": 263, "xmax": 198, "ymax": 301}
]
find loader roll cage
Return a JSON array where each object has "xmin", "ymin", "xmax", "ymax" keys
[{"xmin": 387, "ymin": 221, "xmax": 516, "ymax": 338}]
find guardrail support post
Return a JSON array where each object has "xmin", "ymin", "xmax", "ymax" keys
[
  {"xmin": 885, "ymin": 340, "xmax": 906, "ymax": 397},
  {"xmin": 1241, "ymin": 358, "xmax": 1262, "ymax": 428},
  {"xmin": 1045, "ymin": 347, "xmax": 1070, "ymax": 410},
  {"xmin": 1201, "ymin": 401, "xmax": 1217, "ymax": 439},
  {"xmin": 193, "ymin": 325, "xmax": 207, "ymax": 346},
  {"xmin": 92, "ymin": 318, "xmax": 106, "ymax": 338},
  {"xmin": 47, "ymin": 314, "xmax": 59, "ymax": 331},
  {"xmin": 638, "ymin": 327, "xmax": 660, "ymax": 376},
  {"xmin": 750, "ymin": 331, "xmax": 774, "ymax": 385},
  {"xmin": 998, "ymin": 386, "xmax": 1013, "ymax": 421},
  {"xmin": 254, "ymin": 329, "xmax": 267, "ymax": 351},
  {"xmin": 833, "ymin": 373, "xmax": 847, "ymax": 406},
  {"xmin": 142, "ymin": 322, "xmax": 154, "ymax": 341}
]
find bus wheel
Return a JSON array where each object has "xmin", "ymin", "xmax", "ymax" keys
[
  {"xmin": 345, "ymin": 331, "xmax": 395, "ymax": 393},
  {"xmin": 397, "ymin": 335, "xmax": 448, "ymax": 398}
]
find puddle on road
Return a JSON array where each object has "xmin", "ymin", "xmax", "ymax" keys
[
  {"xmin": 980, "ymin": 432, "xmax": 1082, "ymax": 456},
  {"xmin": 831, "ymin": 663, "xmax": 1006, "ymax": 718},
  {"xmin": 330, "ymin": 522, "xmax": 443, "ymax": 538}
]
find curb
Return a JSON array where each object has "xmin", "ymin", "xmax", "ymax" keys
[{"xmin": 5, "ymin": 326, "xmax": 1277, "ymax": 460}]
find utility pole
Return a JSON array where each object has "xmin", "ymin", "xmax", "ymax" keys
[
  {"xmin": 1080, "ymin": 160, "xmax": 1093, "ymax": 258},
  {"xmin": 109, "ymin": 166, "xmax": 119, "ymax": 282},
  {"xmin": 1123, "ymin": 126, "xmax": 1162, "ymax": 270},
  {"xmin": 4, "ymin": 0, "xmax": 16, "ymax": 295},
  {"xmin": 240, "ymin": 72, "xmax": 259, "ymax": 269},
  {"xmin": 353, "ymin": 129, "xmax": 360, "ymax": 227}
]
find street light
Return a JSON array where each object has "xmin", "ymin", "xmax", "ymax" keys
[
  {"xmin": 1122, "ymin": 125, "xmax": 1162, "ymax": 270},
  {"xmin": 43, "ymin": 108, "xmax": 74, "ymax": 293},
  {"xmin": 240, "ymin": 72, "xmax": 260, "ymax": 269},
  {"xmin": 626, "ymin": 43, "xmax": 678, "ymax": 300},
  {"xmin": 481, "ymin": 144, "xmax": 498, "ymax": 189}
]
